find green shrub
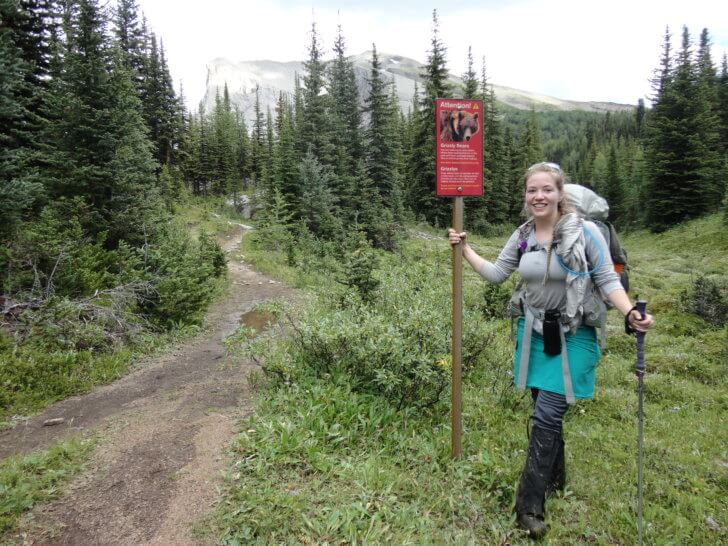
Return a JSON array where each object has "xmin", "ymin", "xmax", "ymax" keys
[
  {"xmin": 679, "ymin": 275, "xmax": 728, "ymax": 327},
  {"xmin": 244, "ymin": 259, "xmax": 497, "ymax": 409},
  {"xmin": 141, "ymin": 222, "xmax": 224, "ymax": 328}
]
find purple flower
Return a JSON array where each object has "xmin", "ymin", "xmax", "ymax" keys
[{"xmin": 518, "ymin": 240, "xmax": 528, "ymax": 253}]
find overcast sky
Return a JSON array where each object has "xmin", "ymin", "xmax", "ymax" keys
[{"xmin": 137, "ymin": 0, "xmax": 728, "ymax": 109}]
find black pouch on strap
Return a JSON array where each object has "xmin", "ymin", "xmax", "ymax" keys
[{"xmin": 543, "ymin": 309, "xmax": 562, "ymax": 356}]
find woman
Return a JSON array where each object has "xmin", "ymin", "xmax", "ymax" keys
[{"xmin": 448, "ymin": 162, "xmax": 654, "ymax": 539}]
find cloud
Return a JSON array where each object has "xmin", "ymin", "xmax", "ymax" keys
[{"xmin": 138, "ymin": 0, "xmax": 728, "ymax": 108}]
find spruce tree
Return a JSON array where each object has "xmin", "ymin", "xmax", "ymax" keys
[
  {"xmin": 328, "ymin": 25, "xmax": 362, "ymax": 169},
  {"xmin": 407, "ymin": 9, "xmax": 453, "ymax": 225},
  {"xmin": 250, "ymin": 83, "xmax": 265, "ymax": 184},
  {"xmin": 645, "ymin": 27, "xmax": 708, "ymax": 230},
  {"xmin": 298, "ymin": 151, "xmax": 340, "ymax": 237},
  {"xmin": 520, "ymin": 108, "xmax": 543, "ymax": 168},
  {"xmin": 106, "ymin": 44, "xmax": 160, "ymax": 245},
  {"xmin": 113, "ymin": 0, "xmax": 145, "ymax": 89},
  {"xmin": 481, "ymin": 58, "xmax": 509, "ymax": 226},
  {"xmin": 0, "ymin": 0, "xmax": 49, "ymax": 235},
  {"xmin": 718, "ymin": 55, "xmax": 728, "ymax": 150},
  {"xmin": 695, "ymin": 28, "xmax": 723, "ymax": 208},
  {"xmin": 272, "ymin": 94, "xmax": 300, "ymax": 214},
  {"xmin": 461, "ymin": 46, "xmax": 478, "ymax": 99},
  {"xmin": 603, "ymin": 142, "xmax": 624, "ymax": 227},
  {"xmin": 300, "ymin": 22, "xmax": 334, "ymax": 165},
  {"xmin": 363, "ymin": 44, "xmax": 397, "ymax": 204}
]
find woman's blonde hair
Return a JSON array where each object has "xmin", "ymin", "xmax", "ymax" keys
[{"xmin": 522, "ymin": 162, "xmax": 575, "ymax": 217}]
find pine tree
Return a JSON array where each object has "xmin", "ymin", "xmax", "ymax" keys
[
  {"xmin": 300, "ymin": 22, "xmax": 334, "ymax": 165},
  {"xmin": 298, "ymin": 151, "xmax": 340, "ymax": 237},
  {"xmin": 0, "ymin": 0, "xmax": 51, "ymax": 235},
  {"xmin": 603, "ymin": 143, "xmax": 623, "ymax": 227},
  {"xmin": 364, "ymin": 44, "xmax": 397, "ymax": 204},
  {"xmin": 272, "ymin": 94, "xmax": 300, "ymax": 214},
  {"xmin": 407, "ymin": 9, "xmax": 453, "ymax": 225},
  {"xmin": 695, "ymin": 28, "xmax": 723, "ymax": 208},
  {"xmin": 328, "ymin": 25, "xmax": 362, "ymax": 170},
  {"xmin": 461, "ymin": 46, "xmax": 478, "ymax": 99},
  {"xmin": 718, "ymin": 55, "xmax": 728, "ymax": 150},
  {"xmin": 645, "ymin": 26, "xmax": 708, "ymax": 230},
  {"xmin": 520, "ymin": 108, "xmax": 543, "ymax": 168},
  {"xmin": 481, "ymin": 58, "xmax": 509, "ymax": 226},
  {"xmin": 113, "ymin": 0, "xmax": 145, "ymax": 89}
]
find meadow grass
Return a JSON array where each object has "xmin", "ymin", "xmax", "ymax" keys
[
  {"xmin": 217, "ymin": 215, "xmax": 727, "ymax": 545},
  {"xmin": 0, "ymin": 438, "xmax": 95, "ymax": 536}
]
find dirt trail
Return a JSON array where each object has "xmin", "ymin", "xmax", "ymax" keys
[{"xmin": 1, "ymin": 226, "xmax": 295, "ymax": 545}]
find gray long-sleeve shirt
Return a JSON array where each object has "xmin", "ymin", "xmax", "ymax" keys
[{"xmin": 479, "ymin": 222, "xmax": 623, "ymax": 315}]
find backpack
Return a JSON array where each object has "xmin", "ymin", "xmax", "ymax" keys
[{"xmin": 563, "ymin": 183, "xmax": 630, "ymax": 292}]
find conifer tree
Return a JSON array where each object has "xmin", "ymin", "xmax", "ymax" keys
[
  {"xmin": 364, "ymin": 44, "xmax": 397, "ymax": 204},
  {"xmin": 113, "ymin": 0, "xmax": 145, "ymax": 89},
  {"xmin": 695, "ymin": 28, "xmax": 723, "ymax": 207},
  {"xmin": 481, "ymin": 58, "xmax": 509, "ymax": 226},
  {"xmin": 520, "ymin": 108, "xmax": 543, "ymax": 168},
  {"xmin": 272, "ymin": 94, "xmax": 300, "ymax": 213},
  {"xmin": 106, "ymin": 44, "xmax": 159, "ymax": 245},
  {"xmin": 504, "ymin": 126, "xmax": 525, "ymax": 223},
  {"xmin": 328, "ymin": 25, "xmax": 362, "ymax": 170},
  {"xmin": 300, "ymin": 22, "xmax": 334, "ymax": 165},
  {"xmin": 234, "ymin": 108, "xmax": 249, "ymax": 191},
  {"xmin": 407, "ymin": 9, "xmax": 453, "ymax": 225},
  {"xmin": 210, "ymin": 84, "xmax": 237, "ymax": 196},
  {"xmin": 645, "ymin": 26, "xmax": 709, "ymax": 230},
  {"xmin": 298, "ymin": 151, "xmax": 340, "ymax": 237},
  {"xmin": 250, "ymin": 83, "xmax": 265, "ymax": 184},
  {"xmin": 603, "ymin": 142, "xmax": 624, "ymax": 227},
  {"xmin": 718, "ymin": 55, "xmax": 728, "ymax": 150},
  {"xmin": 0, "ymin": 0, "xmax": 51, "ymax": 235},
  {"xmin": 461, "ymin": 46, "xmax": 478, "ymax": 99},
  {"xmin": 180, "ymin": 111, "xmax": 203, "ymax": 195}
]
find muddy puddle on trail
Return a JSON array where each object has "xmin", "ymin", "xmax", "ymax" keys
[{"xmin": 238, "ymin": 309, "xmax": 277, "ymax": 333}]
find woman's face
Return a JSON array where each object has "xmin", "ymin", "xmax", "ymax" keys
[{"xmin": 525, "ymin": 171, "xmax": 563, "ymax": 221}]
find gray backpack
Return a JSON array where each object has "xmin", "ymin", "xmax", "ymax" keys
[{"xmin": 564, "ymin": 184, "xmax": 630, "ymax": 292}]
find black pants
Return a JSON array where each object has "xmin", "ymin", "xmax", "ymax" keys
[{"xmin": 530, "ymin": 388, "xmax": 569, "ymax": 433}]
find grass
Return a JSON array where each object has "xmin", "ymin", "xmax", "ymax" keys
[
  {"xmin": 0, "ymin": 437, "xmax": 95, "ymax": 537},
  {"xmin": 215, "ymin": 214, "xmax": 727, "ymax": 544}
]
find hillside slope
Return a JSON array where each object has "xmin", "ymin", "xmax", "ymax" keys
[{"xmin": 202, "ymin": 51, "xmax": 634, "ymax": 124}]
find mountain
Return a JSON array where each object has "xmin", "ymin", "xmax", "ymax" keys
[{"xmin": 202, "ymin": 51, "xmax": 633, "ymax": 125}]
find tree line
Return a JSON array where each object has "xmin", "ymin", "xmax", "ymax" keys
[
  {"xmin": 1, "ymin": 0, "xmax": 219, "ymax": 328},
  {"xmin": 3, "ymin": 3, "xmax": 728, "ymax": 305}
]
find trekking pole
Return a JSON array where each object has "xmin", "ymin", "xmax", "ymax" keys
[{"xmin": 634, "ymin": 299, "xmax": 647, "ymax": 546}]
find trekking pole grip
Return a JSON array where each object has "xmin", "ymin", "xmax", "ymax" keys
[{"xmin": 635, "ymin": 300, "xmax": 647, "ymax": 376}]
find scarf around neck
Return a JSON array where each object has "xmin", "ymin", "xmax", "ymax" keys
[{"xmin": 518, "ymin": 212, "xmax": 588, "ymax": 331}]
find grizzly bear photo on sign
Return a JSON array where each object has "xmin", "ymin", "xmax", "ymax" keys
[{"xmin": 440, "ymin": 109, "xmax": 479, "ymax": 142}]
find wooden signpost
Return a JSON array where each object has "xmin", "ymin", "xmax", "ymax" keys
[{"xmin": 435, "ymin": 98, "xmax": 484, "ymax": 459}]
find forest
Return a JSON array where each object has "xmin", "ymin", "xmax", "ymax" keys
[{"xmin": 1, "ymin": 0, "xmax": 727, "ymax": 543}]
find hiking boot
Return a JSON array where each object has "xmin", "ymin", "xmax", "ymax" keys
[
  {"xmin": 517, "ymin": 512, "xmax": 547, "ymax": 539},
  {"xmin": 515, "ymin": 425, "xmax": 561, "ymax": 539},
  {"xmin": 546, "ymin": 435, "xmax": 566, "ymax": 496}
]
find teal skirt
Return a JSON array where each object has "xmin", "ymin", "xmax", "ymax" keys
[{"xmin": 513, "ymin": 318, "xmax": 601, "ymax": 399}]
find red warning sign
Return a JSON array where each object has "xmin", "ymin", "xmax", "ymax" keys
[{"xmin": 436, "ymin": 98, "xmax": 484, "ymax": 197}]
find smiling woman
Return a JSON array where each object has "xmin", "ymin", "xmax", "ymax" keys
[{"xmin": 448, "ymin": 161, "xmax": 654, "ymax": 538}]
